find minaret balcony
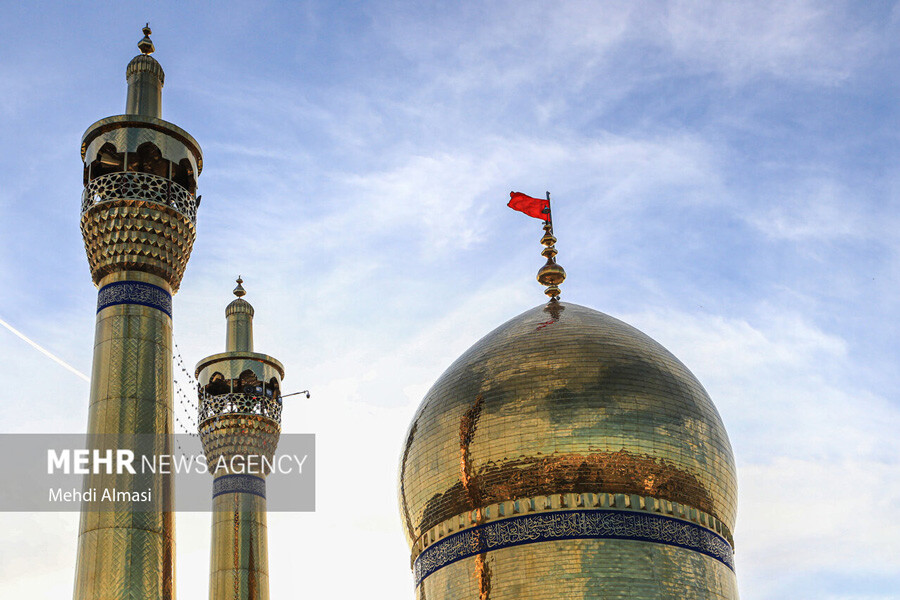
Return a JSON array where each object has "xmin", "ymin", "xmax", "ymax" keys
[
  {"xmin": 82, "ymin": 171, "xmax": 197, "ymax": 224},
  {"xmin": 199, "ymin": 391, "xmax": 283, "ymax": 426}
]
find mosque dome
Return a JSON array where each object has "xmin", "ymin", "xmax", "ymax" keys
[{"xmin": 399, "ymin": 300, "xmax": 738, "ymax": 598}]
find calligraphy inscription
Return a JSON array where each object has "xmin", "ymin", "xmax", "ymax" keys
[
  {"xmin": 414, "ymin": 509, "xmax": 734, "ymax": 585},
  {"xmin": 212, "ymin": 474, "xmax": 266, "ymax": 499},
  {"xmin": 97, "ymin": 281, "xmax": 172, "ymax": 317}
]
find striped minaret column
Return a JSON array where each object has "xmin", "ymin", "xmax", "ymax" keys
[
  {"xmin": 74, "ymin": 25, "xmax": 202, "ymax": 600},
  {"xmin": 196, "ymin": 279, "xmax": 285, "ymax": 600}
]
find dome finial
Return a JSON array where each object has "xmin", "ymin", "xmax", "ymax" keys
[
  {"xmin": 138, "ymin": 23, "xmax": 155, "ymax": 55},
  {"xmin": 535, "ymin": 192, "xmax": 565, "ymax": 300},
  {"xmin": 233, "ymin": 276, "xmax": 246, "ymax": 298},
  {"xmin": 507, "ymin": 190, "xmax": 566, "ymax": 300}
]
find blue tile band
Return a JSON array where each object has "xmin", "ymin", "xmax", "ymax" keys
[
  {"xmin": 212, "ymin": 474, "xmax": 266, "ymax": 499},
  {"xmin": 97, "ymin": 281, "xmax": 172, "ymax": 317},
  {"xmin": 414, "ymin": 509, "xmax": 734, "ymax": 586}
]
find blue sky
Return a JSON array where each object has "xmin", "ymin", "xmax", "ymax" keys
[{"xmin": 1, "ymin": 1, "xmax": 898, "ymax": 598}]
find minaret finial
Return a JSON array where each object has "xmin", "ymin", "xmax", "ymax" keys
[
  {"xmin": 535, "ymin": 192, "xmax": 566, "ymax": 301},
  {"xmin": 233, "ymin": 276, "xmax": 246, "ymax": 298},
  {"xmin": 138, "ymin": 23, "xmax": 155, "ymax": 55}
]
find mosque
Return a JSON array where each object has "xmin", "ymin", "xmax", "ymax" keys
[{"xmin": 73, "ymin": 27, "xmax": 738, "ymax": 600}]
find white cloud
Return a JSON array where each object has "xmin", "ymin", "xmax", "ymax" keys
[
  {"xmin": 621, "ymin": 305, "xmax": 900, "ymax": 593},
  {"xmin": 739, "ymin": 458, "xmax": 900, "ymax": 570}
]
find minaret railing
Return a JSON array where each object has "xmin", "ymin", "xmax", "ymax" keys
[
  {"xmin": 82, "ymin": 170, "xmax": 198, "ymax": 223},
  {"xmin": 199, "ymin": 391, "xmax": 283, "ymax": 425}
]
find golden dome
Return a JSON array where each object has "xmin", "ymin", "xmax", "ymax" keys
[{"xmin": 399, "ymin": 301, "xmax": 738, "ymax": 597}]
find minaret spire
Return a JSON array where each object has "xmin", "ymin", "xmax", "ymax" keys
[
  {"xmin": 226, "ymin": 276, "xmax": 255, "ymax": 352},
  {"xmin": 126, "ymin": 23, "xmax": 164, "ymax": 117}
]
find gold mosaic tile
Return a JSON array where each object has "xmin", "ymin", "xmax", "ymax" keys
[{"xmin": 399, "ymin": 302, "xmax": 739, "ymax": 598}]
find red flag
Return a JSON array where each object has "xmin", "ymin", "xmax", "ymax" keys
[{"xmin": 508, "ymin": 191, "xmax": 550, "ymax": 220}]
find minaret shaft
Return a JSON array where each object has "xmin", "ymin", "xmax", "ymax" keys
[
  {"xmin": 74, "ymin": 274, "xmax": 176, "ymax": 600},
  {"xmin": 209, "ymin": 494, "xmax": 270, "ymax": 599},
  {"xmin": 206, "ymin": 445, "xmax": 273, "ymax": 600}
]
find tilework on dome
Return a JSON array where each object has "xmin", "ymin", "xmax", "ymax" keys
[
  {"xmin": 415, "ymin": 509, "xmax": 734, "ymax": 585},
  {"xmin": 418, "ymin": 537, "xmax": 739, "ymax": 599},
  {"xmin": 399, "ymin": 301, "xmax": 737, "ymax": 552}
]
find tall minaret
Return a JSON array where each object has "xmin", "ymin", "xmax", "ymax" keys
[
  {"xmin": 196, "ymin": 279, "xmax": 285, "ymax": 600},
  {"xmin": 74, "ymin": 26, "xmax": 202, "ymax": 599}
]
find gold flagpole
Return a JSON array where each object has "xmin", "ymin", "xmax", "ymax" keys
[{"xmin": 537, "ymin": 191, "xmax": 565, "ymax": 300}]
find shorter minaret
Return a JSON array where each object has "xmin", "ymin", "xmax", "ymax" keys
[{"xmin": 195, "ymin": 278, "xmax": 285, "ymax": 600}]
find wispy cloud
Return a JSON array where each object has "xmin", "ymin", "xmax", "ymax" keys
[
  {"xmin": 745, "ymin": 178, "xmax": 886, "ymax": 242},
  {"xmin": 663, "ymin": 0, "xmax": 877, "ymax": 84},
  {"xmin": 2, "ymin": 1, "xmax": 898, "ymax": 598}
]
